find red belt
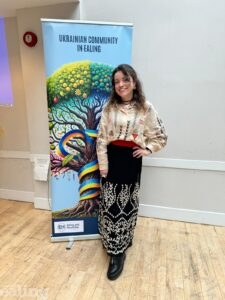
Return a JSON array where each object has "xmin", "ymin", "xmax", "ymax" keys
[{"xmin": 110, "ymin": 140, "xmax": 138, "ymax": 148}]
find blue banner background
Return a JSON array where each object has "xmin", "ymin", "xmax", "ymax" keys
[
  {"xmin": 42, "ymin": 21, "xmax": 133, "ymax": 77},
  {"xmin": 41, "ymin": 20, "xmax": 133, "ymax": 239}
]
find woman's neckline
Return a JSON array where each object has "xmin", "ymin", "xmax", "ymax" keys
[
  {"xmin": 121, "ymin": 99, "xmax": 133, "ymax": 105},
  {"xmin": 119, "ymin": 100, "xmax": 136, "ymax": 109}
]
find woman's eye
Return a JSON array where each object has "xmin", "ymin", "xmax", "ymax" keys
[{"xmin": 114, "ymin": 77, "xmax": 130, "ymax": 85}]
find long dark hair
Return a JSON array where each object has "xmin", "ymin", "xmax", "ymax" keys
[{"xmin": 105, "ymin": 64, "xmax": 147, "ymax": 111}]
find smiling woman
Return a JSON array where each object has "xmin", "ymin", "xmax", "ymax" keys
[
  {"xmin": 96, "ymin": 64, "xmax": 168, "ymax": 280},
  {"xmin": 0, "ymin": 17, "xmax": 13, "ymax": 106}
]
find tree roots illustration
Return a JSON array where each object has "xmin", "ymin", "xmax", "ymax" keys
[{"xmin": 48, "ymin": 61, "xmax": 113, "ymax": 218}]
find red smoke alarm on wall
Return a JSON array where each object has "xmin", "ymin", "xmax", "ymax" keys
[{"xmin": 23, "ymin": 31, "xmax": 38, "ymax": 47}]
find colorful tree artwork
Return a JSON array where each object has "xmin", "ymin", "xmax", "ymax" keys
[{"xmin": 47, "ymin": 60, "xmax": 113, "ymax": 218}]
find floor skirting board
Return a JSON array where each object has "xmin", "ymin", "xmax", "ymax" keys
[
  {"xmin": 139, "ymin": 204, "xmax": 225, "ymax": 227},
  {"xmin": 0, "ymin": 189, "xmax": 33, "ymax": 203},
  {"xmin": 1, "ymin": 190, "xmax": 224, "ymax": 227},
  {"xmin": 34, "ymin": 197, "xmax": 51, "ymax": 210}
]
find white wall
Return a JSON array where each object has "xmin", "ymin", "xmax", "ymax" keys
[
  {"xmin": 80, "ymin": 0, "xmax": 225, "ymax": 225},
  {"xmin": 1, "ymin": 0, "xmax": 225, "ymax": 225},
  {"xmin": 80, "ymin": 0, "xmax": 225, "ymax": 160}
]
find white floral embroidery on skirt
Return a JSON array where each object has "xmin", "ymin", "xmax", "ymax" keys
[{"xmin": 98, "ymin": 181, "xmax": 139, "ymax": 255}]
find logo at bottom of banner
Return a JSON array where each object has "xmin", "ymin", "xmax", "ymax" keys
[
  {"xmin": 52, "ymin": 217, "xmax": 98, "ymax": 237},
  {"xmin": 55, "ymin": 220, "xmax": 84, "ymax": 234}
]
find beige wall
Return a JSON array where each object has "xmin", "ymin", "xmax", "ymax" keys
[{"xmin": 0, "ymin": 2, "xmax": 80, "ymax": 205}]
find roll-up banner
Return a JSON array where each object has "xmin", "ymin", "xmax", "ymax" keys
[{"xmin": 41, "ymin": 19, "xmax": 133, "ymax": 242}]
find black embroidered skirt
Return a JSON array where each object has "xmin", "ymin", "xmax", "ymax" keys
[{"xmin": 98, "ymin": 143, "xmax": 142, "ymax": 255}]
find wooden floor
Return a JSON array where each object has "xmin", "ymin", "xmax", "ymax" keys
[{"xmin": 0, "ymin": 199, "xmax": 225, "ymax": 300}]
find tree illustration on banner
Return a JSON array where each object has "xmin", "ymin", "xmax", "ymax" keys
[{"xmin": 47, "ymin": 61, "xmax": 113, "ymax": 218}]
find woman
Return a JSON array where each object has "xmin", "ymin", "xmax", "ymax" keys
[{"xmin": 96, "ymin": 64, "xmax": 167, "ymax": 280}]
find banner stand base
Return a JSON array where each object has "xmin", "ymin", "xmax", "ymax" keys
[
  {"xmin": 51, "ymin": 234, "xmax": 101, "ymax": 247},
  {"xmin": 66, "ymin": 240, "xmax": 75, "ymax": 250}
]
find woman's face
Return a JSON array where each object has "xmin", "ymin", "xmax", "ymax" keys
[{"xmin": 114, "ymin": 71, "xmax": 136, "ymax": 101}]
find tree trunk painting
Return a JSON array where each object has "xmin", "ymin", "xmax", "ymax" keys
[{"xmin": 47, "ymin": 61, "xmax": 113, "ymax": 219}]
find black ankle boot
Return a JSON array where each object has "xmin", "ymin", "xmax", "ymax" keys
[{"xmin": 107, "ymin": 253, "xmax": 126, "ymax": 280}]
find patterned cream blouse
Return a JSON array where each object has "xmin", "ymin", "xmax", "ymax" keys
[{"xmin": 96, "ymin": 101, "xmax": 167, "ymax": 171}]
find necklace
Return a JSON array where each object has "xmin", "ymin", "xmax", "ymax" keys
[
  {"xmin": 121, "ymin": 100, "xmax": 135, "ymax": 110},
  {"xmin": 122, "ymin": 100, "xmax": 132, "ymax": 105}
]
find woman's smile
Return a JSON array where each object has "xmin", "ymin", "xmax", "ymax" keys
[{"xmin": 114, "ymin": 71, "xmax": 136, "ymax": 101}]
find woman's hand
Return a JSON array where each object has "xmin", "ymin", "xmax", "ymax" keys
[
  {"xmin": 133, "ymin": 147, "xmax": 151, "ymax": 158},
  {"xmin": 100, "ymin": 170, "xmax": 108, "ymax": 178}
]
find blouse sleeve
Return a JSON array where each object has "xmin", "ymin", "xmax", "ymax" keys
[
  {"xmin": 144, "ymin": 103, "xmax": 168, "ymax": 153},
  {"xmin": 96, "ymin": 107, "xmax": 109, "ymax": 171}
]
